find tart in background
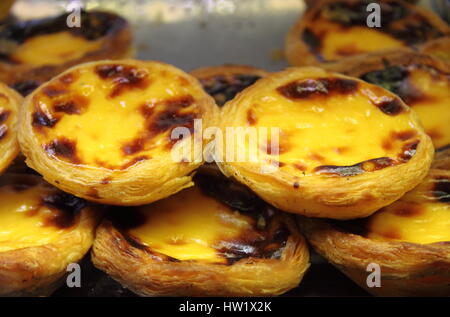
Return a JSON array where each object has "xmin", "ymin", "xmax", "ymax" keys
[
  {"xmin": 191, "ymin": 64, "xmax": 269, "ymax": 107},
  {"xmin": 92, "ymin": 172, "xmax": 310, "ymax": 297},
  {"xmin": 323, "ymin": 51, "xmax": 450, "ymax": 149},
  {"xmin": 286, "ymin": 0, "xmax": 450, "ymax": 66},
  {"xmin": 0, "ymin": 173, "xmax": 100, "ymax": 296},
  {"xmin": 19, "ymin": 60, "xmax": 219, "ymax": 206},
  {"xmin": 218, "ymin": 67, "xmax": 434, "ymax": 219},
  {"xmin": 0, "ymin": 10, "xmax": 132, "ymax": 93},
  {"xmin": 299, "ymin": 167, "xmax": 450, "ymax": 296},
  {"xmin": 0, "ymin": 82, "xmax": 22, "ymax": 174}
]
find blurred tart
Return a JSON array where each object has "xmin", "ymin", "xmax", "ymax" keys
[
  {"xmin": 191, "ymin": 64, "xmax": 269, "ymax": 107},
  {"xmin": 299, "ymin": 167, "xmax": 450, "ymax": 296},
  {"xmin": 218, "ymin": 67, "xmax": 434, "ymax": 219},
  {"xmin": 92, "ymin": 171, "xmax": 309, "ymax": 296},
  {"xmin": 323, "ymin": 51, "xmax": 450, "ymax": 149},
  {"xmin": 0, "ymin": 82, "xmax": 22, "ymax": 174},
  {"xmin": 0, "ymin": 10, "xmax": 132, "ymax": 91},
  {"xmin": 18, "ymin": 60, "xmax": 219, "ymax": 205},
  {"xmin": 286, "ymin": 0, "xmax": 450, "ymax": 66},
  {"xmin": 421, "ymin": 37, "xmax": 450, "ymax": 63},
  {"xmin": 0, "ymin": 173, "xmax": 100, "ymax": 296}
]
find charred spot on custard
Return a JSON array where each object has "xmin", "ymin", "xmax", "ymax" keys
[
  {"xmin": 392, "ymin": 203, "xmax": 424, "ymax": 217},
  {"xmin": 314, "ymin": 157, "xmax": 396, "ymax": 177},
  {"xmin": 42, "ymin": 85, "xmax": 68, "ymax": 98},
  {"xmin": 318, "ymin": 1, "xmax": 443, "ymax": 46},
  {"xmin": 149, "ymin": 96, "xmax": 197, "ymax": 136},
  {"xmin": 95, "ymin": 64, "xmax": 150, "ymax": 98},
  {"xmin": 10, "ymin": 80, "xmax": 41, "ymax": 96},
  {"xmin": 122, "ymin": 137, "xmax": 145, "ymax": 156},
  {"xmin": 302, "ymin": 28, "xmax": 322, "ymax": 59},
  {"xmin": 372, "ymin": 96, "xmax": 404, "ymax": 116},
  {"xmin": 200, "ymin": 74, "xmax": 262, "ymax": 107},
  {"xmin": 433, "ymin": 176, "xmax": 450, "ymax": 203},
  {"xmin": 44, "ymin": 137, "xmax": 81, "ymax": 164},
  {"xmin": 382, "ymin": 130, "xmax": 418, "ymax": 150},
  {"xmin": 398, "ymin": 140, "xmax": 419, "ymax": 162},
  {"xmin": 277, "ymin": 77, "xmax": 358, "ymax": 99},
  {"xmin": 247, "ymin": 108, "xmax": 257, "ymax": 125},
  {"xmin": 42, "ymin": 191, "xmax": 85, "ymax": 228},
  {"xmin": 53, "ymin": 95, "xmax": 89, "ymax": 115}
]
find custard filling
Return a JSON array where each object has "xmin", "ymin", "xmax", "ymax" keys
[
  {"xmin": 30, "ymin": 62, "xmax": 208, "ymax": 170},
  {"xmin": 112, "ymin": 176, "xmax": 289, "ymax": 264},
  {"xmin": 362, "ymin": 64, "xmax": 450, "ymax": 149},
  {"xmin": 0, "ymin": 176, "xmax": 84, "ymax": 252},
  {"xmin": 226, "ymin": 73, "xmax": 424, "ymax": 177},
  {"xmin": 11, "ymin": 32, "xmax": 102, "ymax": 66}
]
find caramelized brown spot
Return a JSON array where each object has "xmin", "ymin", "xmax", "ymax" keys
[
  {"xmin": 293, "ymin": 163, "xmax": 307, "ymax": 172},
  {"xmin": 392, "ymin": 203, "xmax": 424, "ymax": 217},
  {"xmin": 59, "ymin": 73, "xmax": 76, "ymax": 85},
  {"xmin": 95, "ymin": 64, "xmax": 150, "ymax": 98},
  {"xmin": 381, "ymin": 229, "xmax": 401, "ymax": 240},
  {"xmin": 398, "ymin": 140, "xmax": 419, "ymax": 162},
  {"xmin": 393, "ymin": 130, "xmax": 417, "ymax": 141},
  {"xmin": 149, "ymin": 96, "xmax": 197, "ymax": 136},
  {"xmin": 309, "ymin": 153, "xmax": 325, "ymax": 163},
  {"xmin": 122, "ymin": 137, "xmax": 145, "ymax": 155},
  {"xmin": 32, "ymin": 105, "xmax": 58, "ymax": 128},
  {"xmin": 53, "ymin": 95, "xmax": 89, "ymax": 115},
  {"xmin": 42, "ymin": 85, "xmax": 68, "ymax": 98},
  {"xmin": 140, "ymin": 103, "xmax": 154, "ymax": 118},
  {"xmin": 277, "ymin": 77, "xmax": 358, "ymax": 99},
  {"xmin": 44, "ymin": 138, "xmax": 81, "ymax": 164},
  {"xmin": 247, "ymin": 108, "xmax": 257, "ymax": 125},
  {"xmin": 334, "ymin": 147, "xmax": 349, "ymax": 154},
  {"xmin": 293, "ymin": 182, "xmax": 300, "ymax": 189},
  {"xmin": 373, "ymin": 97, "xmax": 404, "ymax": 115},
  {"xmin": 433, "ymin": 176, "xmax": 450, "ymax": 203},
  {"xmin": 42, "ymin": 192, "xmax": 85, "ymax": 229},
  {"xmin": 314, "ymin": 157, "xmax": 395, "ymax": 177},
  {"xmin": 121, "ymin": 155, "xmax": 148, "ymax": 170}
]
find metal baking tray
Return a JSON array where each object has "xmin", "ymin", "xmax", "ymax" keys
[{"xmin": 10, "ymin": 0, "xmax": 448, "ymax": 297}]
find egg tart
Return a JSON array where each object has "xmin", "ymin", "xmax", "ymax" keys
[
  {"xmin": 0, "ymin": 10, "xmax": 132, "ymax": 90},
  {"xmin": 299, "ymin": 167, "xmax": 450, "ymax": 296},
  {"xmin": 0, "ymin": 82, "xmax": 22, "ymax": 174},
  {"xmin": 285, "ymin": 0, "xmax": 450, "ymax": 66},
  {"xmin": 0, "ymin": 173, "xmax": 100, "ymax": 296},
  {"xmin": 18, "ymin": 60, "xmax": 218, "ymax": 205},
  {"xmin": 91, "ymin": 171, "xmax": 310, "ymax": 297},
  {"xmin": 323, "ymin": 51, "xmax": 450, "ymax": 149},
  {"xmin": 218, "ymin": 67, "xmax": 434, "ymax": 219},
  {"xmin": 191, "ymin": 64, "xmax": 269, "ymax": 107}
]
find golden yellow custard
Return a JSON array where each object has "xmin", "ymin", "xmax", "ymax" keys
[
  {"xmin": 19, "ymin": 60, "xmax": 218, "ymax": 205},
  {"xmin": 110, "ymin": 176, "xmax": 290, "ymax": 264},
  {"xmin": 366, "ymin": 170, "xmax": 450, "ymax": 244},
  {"xmin": 0, "ymin": 177, "xmax": 83, "ymax": 252},
  {"xmin": 219, "ymin": 67, "xmax": 434, "ymax": 219},
  {"xmin": 11, "ymin": 32, "xmax": 102, "ymax": 67},
  {"xmin": 0, "ymin": 83, "xmax": 22, "ymax": 173},
  {"xmin": 285, "ymin": 0, "xmax": 450, "ymax": 66}
]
